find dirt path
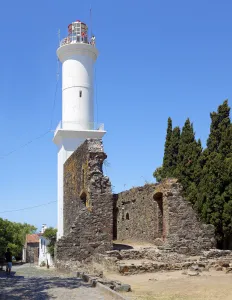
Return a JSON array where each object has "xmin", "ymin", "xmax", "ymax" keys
[{"xmin": 106, "ymin": 269, "xmax": 232, "ymax": 300}]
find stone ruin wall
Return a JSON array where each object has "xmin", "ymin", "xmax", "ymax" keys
[
  {"xmin": 55, "ymin": 139, "xmax": 113, "ymax": 269},
  {"xmin": 113, "ymin": 184, "xmax": 159, "ymax": 242},
  {"xmin": 114, "ymin": 179, "xmax": 216, "ymax": 255},
  {"xmin": 55, "ymin": 139, "xmax": 216, "ymax": 270},
  {"xmin": 155, "ymin": 179, "xmax": 216, "ymax": 254}
]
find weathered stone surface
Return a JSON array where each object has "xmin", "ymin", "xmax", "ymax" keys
[
  {"xmin": 56, "ymin": 139, "xmax": 113, "ymax": 267},
  {"xmin": 218, "ymin": 261, "xmax": 230, "ymax": 268},
  {"xmin": 113, "ymin": 184, "xmax": 157, "ymax": 241},
  {"xmin": 114, "ymin": 179, "xmax": 216, "ymax": 255},
  {"xmin": 114, "ymin": 284, "xmax": 132, "ymax": 292},
  {"xmin": 215, "ymin": 266, "xmax": 223, "ymax": 271},
  {"xmin": 93, "ymin": 244, "xmax": 232, "ymax": 276},
  {"xmin": 187, "ymin": 270, "xmax": 200, "ymax": 276},
  {"xmin": 189, "ymin": 265, "xmax": 202, "ymax": 272},
  {"xmin": 203, "ymin": 249, "xmax": 232, "ymax": 259},
  {"xmin": 225, "ymin": 267, "xmax": 232, "ymax": 273},
  {"xmin": 55, "ymin": 139, "xmax": 217, "ymax": 272}
]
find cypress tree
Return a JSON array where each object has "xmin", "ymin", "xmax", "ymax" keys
[
  {"xmin": 162, "ymin": 117, "xmax": 173, "ymax": 178},
  {"xmin": 155, "ymin": 100, "xmax": 232, "ymax": 247},
  {"xmin": 175, "ymin": 119, "xmax": 202, "ymax": 203},
  {"xmin": 169, "ymin": 126, "xmax": 181, "ymax": 177},
  {"xmin": 153, "ymin": 121, "xmax": 180, "ymax": 182},
  {"xmin": 198, "ymin": 100, "xmax": 232, "ymax": 246},
  {"xmin": 207, "ymin": 100, "xmax": 230, "ymax": 154}
]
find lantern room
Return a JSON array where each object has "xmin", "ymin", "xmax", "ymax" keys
[{"xmin": 60, "ymin": 20, "xmax": 95, "ymax": 47}]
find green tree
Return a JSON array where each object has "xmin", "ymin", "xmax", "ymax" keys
[
  {"xmin": 43, "ymin": 227, "xmax": 57, "ymax": 258},
  {"xmin": 0, "ymin": 218, "xmax": 36, "ymax": 258},
  {"xmin": 153, "ymin": 166, "xmax": 163, "ymax": 182},
  {"xmin": 162, "ymin": 117, "xmax": 173, "ymax": 178},
  {"xmin": 169, "ymin": 126, "xmax": 181, "ymax": 177},
  {"xmin": 175, "ymin": 119, "xmax": 202, "ymax": 204},
  {"xmin": 153, "ymin": 122, "xmax": 180, "ymax": 182},
  {"xmin": 155, "ymin": 100, "xmax": 232, "ymax": 247},
  {"xmin": 198, "ymin": 100, "xmax": 232, "ymax": 245},
  {"xmin": 207, "ymin": 100, "xmax": 231, "ymax": 154}
]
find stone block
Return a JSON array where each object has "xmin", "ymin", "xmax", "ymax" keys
[{"xmin": 114, "ymin": 284, "xmax": 132, "ymax": 292}]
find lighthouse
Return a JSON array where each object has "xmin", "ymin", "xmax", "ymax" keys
[{"xmin": 53, "ymin": 20, "xmax": 106, "ymax": 239}]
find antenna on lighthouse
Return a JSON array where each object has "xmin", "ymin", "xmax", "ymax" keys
[
  {"xmin": 90, "ymin": 5, "xmax": 93, "ymax": 37},
  {"xmin": 57, "ymin": 29, "xmax": 61, "ymax": 46}
]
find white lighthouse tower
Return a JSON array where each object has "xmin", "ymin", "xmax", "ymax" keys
[{"xmin": 53, "ymin": 20, "xmax": 106, "ymax": 239}]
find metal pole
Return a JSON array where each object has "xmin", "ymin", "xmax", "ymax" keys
[
  {"xmin": 90, "ymin": 5, "xmax": 92, "ymax": 37},
  {"xmin": 58, "ymin": 29, "xmax": 61, "ymax": 46}
]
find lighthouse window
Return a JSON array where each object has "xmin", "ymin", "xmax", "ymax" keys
[{"xmin": 79, "ymin": 90, "xmax": 82, "ymax": 97}]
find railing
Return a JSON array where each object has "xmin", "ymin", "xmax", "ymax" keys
[
  {"xmin": 60, "ymin": 35, "xmax": 96, "ymax": 47},
  {"xmin": 54, "ymin": 121, "xmax": 104, "ymax": 136}
]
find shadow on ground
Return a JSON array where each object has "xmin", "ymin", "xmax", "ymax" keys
[
  {"xmin": 0, "ymin": 271, "xmax": 92, "ymax": 299},
  {"xmin": 113, "ymin": 243, "xmax": 133, "ymax": 251}
]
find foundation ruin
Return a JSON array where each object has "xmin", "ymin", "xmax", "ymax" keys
[{"xmin": 55, "ymin": 139, "xmax": 216, "ymax": 269}]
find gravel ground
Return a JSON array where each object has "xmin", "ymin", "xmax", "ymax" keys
[{"xmin": 0, "ymin": 264, "xmax": 115, "ymax": 300}]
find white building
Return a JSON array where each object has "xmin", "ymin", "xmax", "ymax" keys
[
  {"xmin": 53, "ymin": 20, "xmax": 106, "ymax": 239},
  {"xmin": 38, "ymin": 236, "xmax": 54, "ymax": 267},
  {"xmin": 38, "ymin": 224, "xmax": 54, "ymax": 267}
]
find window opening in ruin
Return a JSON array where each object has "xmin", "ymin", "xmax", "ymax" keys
[
  {"xmin": 122, "ymin": 207, "xmax": 125, "ymax": 221},
  {"xmin": 80, "ymin": 192, "xmax": 87, "ymax": 207},
  {"xmin": 126, "ymin": 213, "xmax": 129, "ymax": 220},
  {"xmin": 153, "ymin": 192, "xmax": 165, "ymax": 240},
  {"xmin": 113, "ymin": 207, "xmax": 119, "ymax": 240},
  {"xmin": 79, "ymin": 90, "xmax": 82, "ymax": 97},
  {"xmin": 81, "ymin": 169, "xmax": 85, "ymax": 189}
]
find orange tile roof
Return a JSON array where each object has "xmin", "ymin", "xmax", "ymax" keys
[{"xmin": 26, "ymin": 234, "xmax": 40, "ymax": 243}]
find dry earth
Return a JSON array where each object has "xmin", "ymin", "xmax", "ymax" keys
[{"xmin": 105, "ymin": 269, "xmax": 232, "ymax": 300}]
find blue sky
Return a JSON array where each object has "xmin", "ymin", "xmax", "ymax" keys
[{"xmin": 0, "ymin": 0, "xmax": 232, "ymax": 231}]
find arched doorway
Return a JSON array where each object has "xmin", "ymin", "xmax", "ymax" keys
[{"xmin": 80, "ymin": 190, "xmax": 87, "ymax": 207}]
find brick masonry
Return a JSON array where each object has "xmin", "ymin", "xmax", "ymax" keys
[{"xmin": 55, "ymin": 139, "xmax": 113, "ymax": 267}]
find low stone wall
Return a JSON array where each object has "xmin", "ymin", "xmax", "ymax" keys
[
  {"xmin": 56, "ymin": 139, "xmax": 113, "ymax": 267},
  {"xmin": 94, "ymin": 248, "xmax": 232, "ymax": 276}
]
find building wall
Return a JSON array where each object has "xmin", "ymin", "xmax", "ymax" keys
[
  {"xmin": 154, "ymin": 179, "xmax": 216, "ymax": 254},
  {"xmin": 26, "ymin": 243, "xmax": 39, "ymax": 263},
  {"xmin": 114, "ymin": 179, "xmax": 216, "ymax": 255},
  {"xmin": 39, "ymin": 237, "xmax": 53, "ymax": 266},
  {"xmin": 56, "ymin": 139, "xmax": 113, "ymax": 267},
  {"xmin": 113, "ymin": 184, "xmax": 158, "ymax": 242},
  {"xmin": 57, "ymin": 138, "xmax": 85, "ymax": 239}
]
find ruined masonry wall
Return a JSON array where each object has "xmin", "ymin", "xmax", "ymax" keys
[
  {"xmin": 113, "ymin": 184, "xmax": 159, "ymax": 242},
  {"xmin": 56, "ymin": 139, "xmax": 113, "ymax": 267},
  {"xmin": 115, "ymin": 179, "xmax": 216, "ymax": 255},
  {"xmin": 156, "ymin": 179, "xmax": 216, "ymax": 254}
]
